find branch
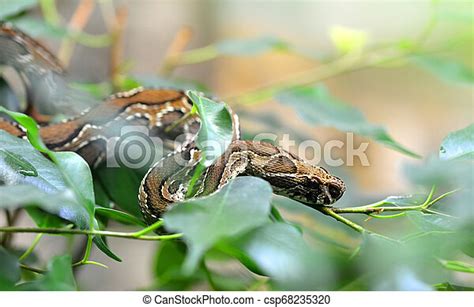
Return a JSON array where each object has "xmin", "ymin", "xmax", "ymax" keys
[
  {"xmin": 318, "ymin": 187, "xmax": 459, "ymax": 234},
  {"xmin": 0, "ymin": 225, "xmax": 182, "ymax": 241}
]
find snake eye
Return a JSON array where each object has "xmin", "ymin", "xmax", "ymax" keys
[{"xmin": 328, "ymin": 184, "xmax": 343, "ymax": 201}]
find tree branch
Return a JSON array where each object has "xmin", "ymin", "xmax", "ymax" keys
[{"xmin": 0, "ymin": 226, "xmax": 182, "ymax": 241}]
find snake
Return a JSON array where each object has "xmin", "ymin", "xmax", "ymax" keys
[{"xmin": 0, "ymin": 22, "xmax": 346, "ymax": 225}]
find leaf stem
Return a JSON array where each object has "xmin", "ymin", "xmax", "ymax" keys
[
  {"xmin": 19, "ymin": 263, "xmax": 46, "ymax": 274},
  {"xmin": 318, "ymin": 207, "xmax": 366, "ymax": 234},
  {"xmin": 132, "ymin": 219, "xmax": 164, "ymax": 237},
  {"xmin": 19, "ymin": 233, "xmax": 43, "ymax": 262},
  {"xmin": 318, "ymin": 188, "xmax": 458, "ymax": 237},
  {"xmin": 73, "ymin": 234, "xmax": 93, "ymax": 266}
]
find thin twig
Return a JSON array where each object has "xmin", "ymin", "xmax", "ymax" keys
[
  {"xmin": 58, "ymin": 0, "xmax": 96, "ymax": 66},
  {"xmin": 109, "ymin": 6, "xmax": 128, "ymax": 90},
  {"xmin": 318, "ymin": 207, "xmax": 366, "ymax": 234},
  {"xmin": 159, "ymin": 26, "xmax": 193, "ymax": 76}
]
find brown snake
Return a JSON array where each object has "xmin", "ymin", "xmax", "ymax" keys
[{"xmin": 0, "ymin": 22, "xmax": 345, "ymax": 225}]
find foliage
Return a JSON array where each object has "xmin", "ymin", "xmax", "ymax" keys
[{"xmin": 0, "ymin": 0, "xmax": 473, "ymax": 291}]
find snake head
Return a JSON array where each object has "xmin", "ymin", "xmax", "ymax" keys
[
  {"xmin": 282, "ymin": 162, "xmax": 346, "ymax": 207},
  {"xmin": 306, "ymin": 166, "xmax": 346, "ymax": 205},
  {"xmin": 253, "ymin": 147, "xmax": 346, "ymax": 208}
]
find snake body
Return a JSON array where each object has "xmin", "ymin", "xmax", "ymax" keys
[{"xmin": 0, "ymin": 22, "xmax": 345, "ymax": 224}]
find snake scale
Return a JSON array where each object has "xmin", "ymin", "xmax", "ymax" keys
[{"xmin": 0, "ymin": 22, "xmax": 345, "ymax": 225}]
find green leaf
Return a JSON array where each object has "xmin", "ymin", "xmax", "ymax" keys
[
  {"xmin": 379, "ymin": 194, "xmax": 425, "ymax": 206},
  {"xmin": 95, "ymin": 167, "xmax": 143, "ymax": 217},
  {"xmin": 356, "ymin": 233, "xmax": 433, "ymax": 290},
  {"xmin": 435, "ymin": 282, "xmax": 474, "ymax": 291},
  {"xmin": 92, "ymin": 236, "xmax": 121, "ymax": 262},
  {"xmin": 186, "ymin": 91, "xmax": 234, "ymax": 166},
  {"xmin": 0, "ymin": 184, "xmax": 89, "ymax": 228},
  {"xmin": 0, "ymin": 132, "xmax": 90, "ymax": 227},
  {"xmin": 330, "ymin": 26, "xmax": 368, "ymax": 54},
  {"xmin": 276, "ymin": 85, "xmax": 420, "ymax": 158},
  {"xmin": 405, "ymin": 157, "xmax": 470, "ymax": 186},
  {"xmin": 215, "ymin": 36, "xmax": 289, "ymax": 55},
  {"xmin": 0, "ymin": 107, "xmax": 47, "ymax": 153},
  {"xmin": 0, "ymin": 110, "xmax": 119, "ymax": 261},
  {"xmin": 163, "ymin": 177, "xmax": 273, "ymax": 273},
  {"xmin": 0, "ymin": 247, "xmax": 21, "ymax": 290},
  {"xmin": 0, "ymin": 0, "xmax": 37, "ymax": 19},
  {"xmin": 54, "ymin": 152, "xmax": 95, "ymax": 214},
  {"xmin": 26, "ymin": 207, "xmax": 66, "ymax": 228},
  {"xmin": 230, "ymin": 223, "xmax": 336, "ymax": 290},
  {"xmin": 0, "ymin": 148, "xmax": 38, "ymax": 177},
  {"xmin": 438, "ymin": 259, "xmax": 474, "ymax": 274},
  {"xmin": 95, "ymin": 207, "xmax": 146, "ymax": 227},
  {"xmin": 413, "ymin": 55, "xmax": 474, "ymax": 84},
  {"xmin": 153, "ymin": 241, "xmax": 205, "ymax": 290},
  {"xmin": 406, "ymin": 211, "xmax": 456, "ymax": 232},
  {"xmin": 18, "ymin": 255, "xmax": 77, "ymax": 290},
  {"xmin": 440, "ymin": 124, "xmax": 474, "ymax": 160}
]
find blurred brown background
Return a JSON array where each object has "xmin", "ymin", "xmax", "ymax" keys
[{"xmin": 5, "ymin": 0, "xmax": 473, "ymax": 290}]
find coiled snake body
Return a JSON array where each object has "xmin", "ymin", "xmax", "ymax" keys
[{"xmin": 0, "ymin": 23, "xmax": 345, "ymax": 224}]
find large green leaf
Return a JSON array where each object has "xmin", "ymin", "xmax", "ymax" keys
[
  {"xmin": 229, "ymin": 222, "xmax": 336, "ymax": 290},
  {"xmin": 276, "ymin": 85, "xmax": 420, "ymax": 158},
  {"xmin": 0, "ymin": 0, "xmax": 37, "ymax": 19},
  {"xmin": 413, "ymin": 55, "xmax": 474, "ymax": 84},
  {"xmin": 405, "ymin": 157, "xmax": 473, "ymax": 189},
  {"xmin": 0, "ymin": 110, "xmax": 119, "ymax": 261},
  {"xmin": 0, "ymin": 131, "xmax": 66, "ymax": 192},
  {"xmin": 406, "ymin": 211, "xmax": 457, "ymax": 232},
  {"xmin": 54, "ymin": 151, "xmax": 95, "ymax": 214},
  {"xmin": 163, "ymin": 177, "xmax": 273, "ymax": 273},
  {"xmin": 440, "ymin": 124, "xmax": 474, "ymax": 160},
  {"xmin": 153, "ymin": 241, "xmax": 205, "ymax": 290},
  {"xmin": 0, "ymin": 247, "xmax": 21, "ymax": 290},
  {"xmin": 0, "ymin": 184, "xmax": 89, "ymax": 227},
  {"xmin": 94, "ymin": 167, "xmax": 143, "ymax": 217},
  {"xmin": 355, "ymin": 233, "xmax": 434, "ymax": 290},
  {"xmin": 0, "ymin": 132, "xmax": 90, "ymax": 226},
  {"xmin": 0, "ymin": 148, "xmax": 38, "ymax": 177},
  {"xmin": 17, "ymin": 255, "xmax": 77, "ymax": 290},
  {"xmin": 186, "ymin": 91, "xmax": 234, "ymax": 166}
]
